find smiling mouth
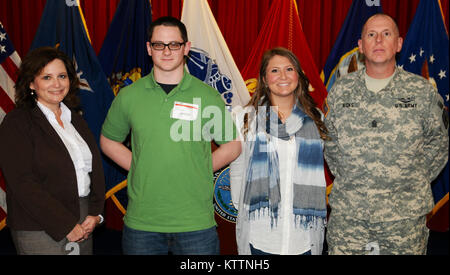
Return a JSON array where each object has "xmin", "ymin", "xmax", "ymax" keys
[{"xmin": 49, "ymin": 90, "xmax": 65, "ymax": 94}]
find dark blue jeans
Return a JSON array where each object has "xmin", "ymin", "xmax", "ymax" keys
[{"xmin": 122, "ymin": 225, "xmax": 220, "ymax": 255}]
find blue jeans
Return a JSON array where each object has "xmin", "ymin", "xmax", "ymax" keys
[{"xmin": 122, "ymin": 225, "xmax": 220, "ymax": 255}]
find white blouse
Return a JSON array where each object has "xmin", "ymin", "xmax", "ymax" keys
[
  {"xmin": 230, "ymin": 107, "xmax": 325, "ymax": 255},
  {"xmin": 37, "ymin": 101, "xmax": 93, "ymax": 197}
]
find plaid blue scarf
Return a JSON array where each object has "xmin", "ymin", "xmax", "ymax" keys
[{"xmin": 243, "ymin": 103, "xmax": 327, "ymax": 228}]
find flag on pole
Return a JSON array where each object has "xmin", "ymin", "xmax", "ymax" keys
[
  {"xmin": 181, "ymin": 0, "xmax": 251, "ymax": 107},
  {"xmin": 0, "ymin": 22, "xmax": 20, "ymax": 125},
  {"xmin": 99, "ymin": 0, "xmax": 152, "ymax": 96},
  {"xmin": 98, "ymin": 0, "xmax": 152, "ymax": 218},
  {"xmin": 321, "ymin": 0, "xmax": 382, "ymax": 92},
  {"xmin": 240, "ymin": 0, "xmax": 328, "ymax": 109},
  {"xmin": 398, "ymin": 0, "xmax": 449, "ymax": 232},
  {"xmin": 0, "ymin": 22, "xmax": 21, "ymax": 230}
]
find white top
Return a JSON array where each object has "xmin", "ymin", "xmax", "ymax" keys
[
  {"xmin": 248, "ymin": 136, "xmax": 312, "ymax": 254},
  {"xmin": 230, "ymin": 106, "xmax": 325, "ymax": 255},
  {"xmin": 37, "ymin": 101, "xmax": 93, "ymax": 197}
]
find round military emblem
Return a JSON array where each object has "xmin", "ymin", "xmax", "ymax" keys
[
  {"xmin": 213, "ymin": 167, "xmax": 237, "ymax": 223},
  {"xmin": 187, "ymin": 47, "xmax": 234, "ymax": 105}
]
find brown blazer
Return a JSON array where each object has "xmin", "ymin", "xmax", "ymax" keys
[{"xmin": 0, "ymin": 106, "xmax": 105, "ymax": 241}]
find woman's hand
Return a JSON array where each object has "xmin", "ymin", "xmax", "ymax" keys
[
  {"xmin": 66, "ymin": 224, "xmax": 87, "ymax": 242},
  {"xmin": 80, "ymin": 215, "xmax": 101, "ymax": 239}
]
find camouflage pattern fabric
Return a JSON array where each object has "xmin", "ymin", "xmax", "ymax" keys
[
  {"xmin": 324, "ymin": 68, "xmax": 449, "ymax": 223},
  {"xmin": 327, "ymin": 214, "xmax": 428, "ymax": 255}
]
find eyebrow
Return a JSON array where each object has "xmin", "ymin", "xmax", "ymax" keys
[
  {"xmin": 367, "ymin": 28, "xmax": 392, "ymax": 33},
  {"xmin": 269, "ymin": 65, "xmax": 294, "ymax": 69},
  {"xmin": 39, "ymin": 71, "xmax": 68, "ymax": 76},
  {"xmin": 151, "ymin": 40, "xmax": 183, "ymax": 43}
]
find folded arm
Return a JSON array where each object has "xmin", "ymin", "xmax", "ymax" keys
[
  {"xmin": 100, "ymin": 134, "xmax": 132, "ymax": 171},
  {"xmin": 212, "ymin": 138, "xmax": 242, "ymax": 172}
]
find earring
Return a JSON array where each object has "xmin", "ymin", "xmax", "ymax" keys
[{"xmin": 30, "ymin": 90, "xmax": 35, "ymax": 96}]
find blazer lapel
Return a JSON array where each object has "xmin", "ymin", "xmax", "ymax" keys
[
  {"xmin": 30, "ymin": 106, "xmax": 69, "ymax": 153},
  {"xmin": 70, "ymin": 111, "xmax": 96, "ymax": 151}
]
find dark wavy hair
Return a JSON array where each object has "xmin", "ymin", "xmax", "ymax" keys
[
  {"xmin": 14, "ymin": 47, "xmax": 80, "ymax": 109},
  {"xmin": 243, "ymin": 47, "xmax": 328, "ymax": 140}
]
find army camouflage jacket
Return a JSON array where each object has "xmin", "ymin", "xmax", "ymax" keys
[{"xmin": 324, "ymin": 68, "xmax": 449, "ymax": 223}]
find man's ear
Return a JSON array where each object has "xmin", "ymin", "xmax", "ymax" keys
[
  {"xmin": 146, "ymin": 41, "xmax": 152, "ymax": 57},
  {"xmin": 396, "ymin": 37, "xmax": 403, "ymax": 53},
  {"xmin": 358, "ymin": 39, "xmax": 363, "ymax": 54},
  {"xmin": 184, "ymin": 41, "xmax": 191, "ymax": 56}
]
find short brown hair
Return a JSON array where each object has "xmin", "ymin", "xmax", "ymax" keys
[{"xmin": 147, "ymin": 16, "xmax": 188, "ymax": 43}]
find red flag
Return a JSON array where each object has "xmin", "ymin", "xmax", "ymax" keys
[
  {"xmin": 0, "ymin": 22, "xmax": 21, "ymax": 230},
  {"xmin": 241, "ymin": 0, "xmax": 328, "ymax": 109}
]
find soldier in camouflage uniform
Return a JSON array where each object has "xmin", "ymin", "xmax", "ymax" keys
[{"xmin": 324, "ymin": 14, "xmax": 449, "ymax": 255}]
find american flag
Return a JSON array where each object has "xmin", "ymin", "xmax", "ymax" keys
[
  {"xmin": 397, "ymin": 0, "xmax": 449, "ymax": 231},
  {"xmin": 0, "ymin": 21, "xmax": 21, "ymax": 230}
]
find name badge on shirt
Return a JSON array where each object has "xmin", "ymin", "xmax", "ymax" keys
[{"xmin": 171, "ymin": 101, "xmax": 199, "ymax": 121}]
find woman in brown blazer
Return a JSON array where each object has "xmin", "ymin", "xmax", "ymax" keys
[{"xmin": 0, "ymin": 47, "xmax": 105, "ymax": 255}]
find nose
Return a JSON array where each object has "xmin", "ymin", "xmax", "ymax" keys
[
  {"xmin": 376, "ymin": 33, "xmax": 383, "ymax": 43},
  {"xmin": 280, "ymin": 70, "xmax": 287, "ymax": 80},
  {"xmin": 54, "ymin": 78, "xmax": 62, "ymax": 87},
  {"xmin": 50, "ymin": 77, "xmax": 63, "ymax": 89},
  {"xmin": 162, "ymin": 46, "xmax": 172, "ymax": 55}
]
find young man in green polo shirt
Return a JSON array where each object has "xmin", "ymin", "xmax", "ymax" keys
[{"xmin": 100, "ymin": 16, "xmax": 241, "ymax": 255}]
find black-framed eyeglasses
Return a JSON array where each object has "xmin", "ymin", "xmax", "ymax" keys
[{"xmin": 150, "ymin": 42, "xmax": 185, "ymax": 51}]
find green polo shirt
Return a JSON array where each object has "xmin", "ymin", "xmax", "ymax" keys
[{"xmin": 102, "ymin": 69, "xmax": 237, "ymax": 232}]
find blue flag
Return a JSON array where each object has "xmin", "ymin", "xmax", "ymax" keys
[
  {"xmin": 99, "ymin": 0, "xmax": 152, "ymax": 96},
  {"xmin": 97, "ymin": 0, "xmax": 152, "ymax": 214},
  {"xmin": 398, "ymin": 0, "xmax": 449, "ymax": 231},
  {"xmin": 321, "ymin": 0, "xmax": 382, "ymax": 91},
  {"xmin": 30, "ymin": 0, "xmax": 121, "ymax": 206}
]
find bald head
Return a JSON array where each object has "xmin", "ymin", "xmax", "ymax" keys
[
  {"xmin": 358, "ymin": 13, "xmax": 403, "ymax": 78},
  {"xmin": 361, "ymin": 14, "xmax": 400, "ymax": 38}
]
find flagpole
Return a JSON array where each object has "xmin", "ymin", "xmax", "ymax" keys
[
  {"xmin": 292, "ymin": 0, "xmax": 302, "ymax": 31},
  {"xmin": 0, "ymin": 218, "xmax": 5, "ymax": 230},
  {"xmin": 77, "ymin": 0, "xmax": 92, "ymax": 44},
  {"xmin": 438, "ymin": 0, "xmax": 449, "ymax": 35}
]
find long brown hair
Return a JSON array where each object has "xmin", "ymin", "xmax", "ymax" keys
[
  {"xmin": 243, "ymin": 47, "xmax": 328, "ymax": 140},
  {"xmin": 14, "ymin": 47, "xmax": 80, "ymax": 110}
]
